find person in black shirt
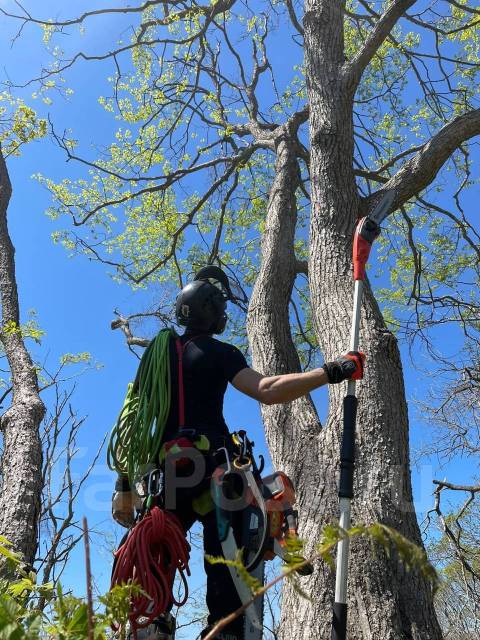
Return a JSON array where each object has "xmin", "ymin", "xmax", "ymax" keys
[
  {"xmin": 113, "ymin": 267, "xmax": 364, "ymax": 640},
  {"xmin": 161, "ymin": 333, "xmax": 249, "ymax": 448}
]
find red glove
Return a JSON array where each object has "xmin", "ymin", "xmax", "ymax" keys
[{"xmin": 323, "ymin": 351, "xmax": 365, "ymax": 384}]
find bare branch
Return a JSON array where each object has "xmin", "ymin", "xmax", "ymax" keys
[
  {"xmin": 110, "ymin": 311, "xmax": 166, "ymax": 348},
  {"xmin": 345, "ymin": 0, "xmax": 417, "ymax": 86},
  {"xmin": 0, "ymin": 0, "xmax": 165, "ymax": 28},
  {"xmin": 111, "ymin": 316, "xmax": 151, "ymax": 348},
  {"xmin": 367, "ymin": 109, "xmax": 480, "ymax": 213},
  {"xmin": 426, "ymin": 478, "xmax": 480, "ymax": 604},
  {"xmin": 7, "ymin": 0, "xmax": 237, "ymax": 88},
  {"xmin": 35, "ymin": 378, "xmax": 105, "ymax": 606},
  {"xmin": 433, "ymin": 480, "xmax": 480, "ymax": 494},
  {"xmin": 285, "ymin": 0, "xmax": 304, "ymax": 37}
]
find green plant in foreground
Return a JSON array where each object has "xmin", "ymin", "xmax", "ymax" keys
[
  {"xmin": 0, "ymin": 535, "xmax": 141, "ymax": 639},
  {"xmin": 203, "ymin": 522, "xmax": 439, "ymax": 639},
  {"xmin": 0, "ymin": 522, "xmax": 438, "ymax": 639}
]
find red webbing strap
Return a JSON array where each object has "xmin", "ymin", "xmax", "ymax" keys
[
  {"xmin": 175, "ymin": 337, "xmax": 185, "ymax": 428},
  {"xmin": 175, "ymin": 335, "xmax": 198, "ymax": 429}
]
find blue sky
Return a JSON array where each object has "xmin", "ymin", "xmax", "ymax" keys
[{"xmin": 0, "ymin": 0, "xmax": 478, "ymax": 628}]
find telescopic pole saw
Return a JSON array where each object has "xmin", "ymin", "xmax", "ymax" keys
[{"xmin": 331, "ymin": 189, "xmax": 396, "ymax": 640}]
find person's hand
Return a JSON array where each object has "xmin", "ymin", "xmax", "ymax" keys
[
  {"xmin": 322, "ymin": 351, "xmax": 365, "ymax": 384},
  {"xmin": 112, "ymin": 491, "xmax": 135, "ymax": 528}
]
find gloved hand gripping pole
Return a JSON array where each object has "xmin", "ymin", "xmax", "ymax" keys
[{"xmin": 331, "ymin": 191, "xmax": 395, "ymax": 640}]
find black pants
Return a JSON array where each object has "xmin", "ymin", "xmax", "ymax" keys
[
  {"xmin": 170, "ymin": 496, "xmax": 244, "ymax": 638},
  {"xmin": 161, "ymin": 433, "xmax": 245, "ymax": 637}
]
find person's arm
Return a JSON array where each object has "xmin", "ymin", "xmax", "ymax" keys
[
  {"xmin": 232, "ymin": 367, "xmax": 328, "ymax": 405},
  {"xmin": 231, "ymin": 352, "xmax": 365, "ymax": 405}
]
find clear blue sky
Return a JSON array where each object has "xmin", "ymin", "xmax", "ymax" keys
[{"xmin": 0, "ymin": 0, "xmax": 477, "ymax": 627}]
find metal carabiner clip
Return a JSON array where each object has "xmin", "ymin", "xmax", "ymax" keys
[
  {"xmin": 215, "ymin": 447, "xmax": 232, "ymax": 474},
  {"xmin": 147, "ymin": 468, "xmax": 164, "ymax": 498}
]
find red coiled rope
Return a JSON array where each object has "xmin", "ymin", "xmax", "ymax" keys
[{"xmin": 111, "ymin": 507, "xmax": 191, "ymax": 633}]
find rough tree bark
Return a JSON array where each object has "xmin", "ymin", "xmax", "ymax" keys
[
  {"xmin": 0, "ymin": 145, "xmax": 45, "ymax": 568},
  {"xmin": 247, "ymin": 2, "xmax": 445, "ymax": 638}
]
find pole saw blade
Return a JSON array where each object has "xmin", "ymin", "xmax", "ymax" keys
[
  {"xmin": 369, "ymin": 188, "xmax": 396, "ymax": 226},
  {"xmin": 244, "ymin": 561, "xmax": 264, "ymax": 640}
]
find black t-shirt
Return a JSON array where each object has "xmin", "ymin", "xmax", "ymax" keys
[{"xmin": 163, "ymin": 332, "xmax": 249, "ymax": 445}]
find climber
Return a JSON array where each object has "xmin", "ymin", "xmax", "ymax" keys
[{"xmin": 111, "ymin": 265, "xmax": 365, "ymax": 640}]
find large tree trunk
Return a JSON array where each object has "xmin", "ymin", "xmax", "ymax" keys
[
  {"xmin": 247, "ymin": 130, "xmax": 320, "ymax": 484},
  {"xmin": 0, "ymin": 147, "xmax": 45, "ymax": 568},
  {"xmin": 247, "ymin": 2, "xmax": 442, "ymax": 638}
]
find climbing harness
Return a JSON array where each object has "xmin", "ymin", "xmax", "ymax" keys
[
  {"xmin": 111, "ymin": 431, "xmax": 309, "ymax": 640},
  {"xmin": 108, "ymin": 328, "xmax": 174, "ymax": 483},
  {"xmin": 127, "ymin": 613, "xmax": 177, "ymax": 640},
  {"xmin": 331, "ymin": 190, "xmax": 395, "ymax": 640}
]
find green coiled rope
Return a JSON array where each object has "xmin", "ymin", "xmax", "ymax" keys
[{"xmin": 107, "ymin": 327, "xmax": 174, "ymax": 483}]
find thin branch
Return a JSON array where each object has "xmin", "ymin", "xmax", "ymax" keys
[
  {"xmin": 367, "ymin": 108, "xmax": 480, "ymax": 214},
  {"xmin": 345, "ymin": 0, "xmax": 417, "ymax": 86},
  {"xmin": 0, "ymin": 0, "xmax": 166, "ymax": 28},
  {"xmin": 433, "ymin": 480, "xmax": 480, "ymax": 494},
  {"xmin": 284, "ymin": 0, "xmax": 304, "ymax": 37},
  {"xmin": 111, "ymin": 312, "xmax": 153, "ymax": 348}
]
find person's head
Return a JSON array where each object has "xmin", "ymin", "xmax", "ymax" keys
[
  {"xmin": 175, "ymin": 265, "xmax": 248, "ymax": 335},
  {"xmin": 175, "ymin": 279, "xmax": 227, "ymax": 334}
]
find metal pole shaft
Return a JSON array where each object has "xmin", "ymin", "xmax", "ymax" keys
[
  {"xmin": 349, "ymin": 279, "xmax": 363, "ymax": 354},
  {"xmin": 331, "ymin": 279, "xmax": 364, "ymax": 640}
]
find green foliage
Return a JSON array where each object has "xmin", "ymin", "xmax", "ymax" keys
[
  {"xmin": 375, "ymin": 205, "xmax": 479, "ymax": 335},
  {"xmin": 0, "ymin": 93, "xmax": 47, "ymax": 157},
  {"xmin": 0, "ymin": 517, "xmax": 438, "ymax": 637},
  {"xmin": 0, "ymin": 537, "xmax": 22, "ymax": 569},
  {"xmin": 25, "ymin": 0, "xmax": 477, "ymax": 368},
  {"xmin": 206, "ymin": 549, "xmax": 263, "ymax": 593},
  {"xmin": 0, "ymin": 311, "xmax": 46, "ymax": 345},
  {"xmin": 0, "ymin": 537, "xmax": 52, "ymax": 640},
  {"xmin": 0, "ymin": 593, "xmax": 43, "ymax": 639},
  {"xmin": 32, "ymin": 3, "xmax": 309, "ymax": 348},
  {"xmin": 0, "ymin": 536, "xmax": 138, "ymax": 640},
  {"xmin": 59, "ymin": 352, "xmax": 93, "ymax": 366},
  {"xmin": 99, "ymin": 582, "xmax": 145, "ymax": 636},
  {"xmin": 315, "ymin": 523, "xmax": 439, "ymax": 591},
  {"xmin": 206, "ymin": 521, "xmax": 439, "ymax": 604}
]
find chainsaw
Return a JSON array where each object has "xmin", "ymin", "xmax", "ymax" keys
[{"xmin": 213, "ymin": 431, "xmax": 313, "ymax": 640}]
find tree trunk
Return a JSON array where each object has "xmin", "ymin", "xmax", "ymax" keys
[
  {"xmin": 247, "ymin": 2, "xmax": 442, "ymax": 637},
  {"xmin": 247, "ymin": 130, "xmax": 320, "ymax": 487},
  {"xmin": 0, "ymin": 146, "xmax": 45, "ymax": 568}
]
